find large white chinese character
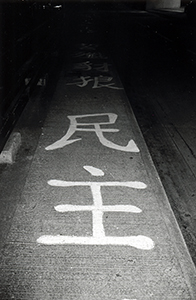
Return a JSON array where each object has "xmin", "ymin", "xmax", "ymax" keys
[
  {"xmin": 37, "ymin": 178, "xmax": 154, "ymax": 250},
  {"xmin": 45, "ymin": 113, "xmax": 139, "ymax": 152}
]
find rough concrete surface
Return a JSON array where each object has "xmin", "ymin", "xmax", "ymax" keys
[{"xmin": 0, "ymin": 8, "xmax": 196, "ymax": 300}]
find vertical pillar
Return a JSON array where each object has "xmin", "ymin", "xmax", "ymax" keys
[{"xmin": 146, "ymin": 0, "xmax": 181, "ymax": 10}]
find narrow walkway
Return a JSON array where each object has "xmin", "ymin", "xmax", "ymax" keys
[{"xmin": 0, "ymin": 11, "xmax": 196, "ymax": 300}]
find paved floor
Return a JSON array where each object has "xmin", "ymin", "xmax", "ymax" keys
[
  {"xmin": 107, "ymin": 8, "xmax": 196, "ymax": 263},
  {"xmin": 0, "ymin": 8, "xmax": 196, "ymax": 300}
]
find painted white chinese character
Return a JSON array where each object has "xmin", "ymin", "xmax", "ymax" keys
[
  {"xmin": 37, "ymin": 177, "xmax": 154, "ymax": 250},
  {"xmin": 73, "ymin": 61, "xmax": 92, "ymax": 71},
  {"xmin": 94, "ymin": 62, "xmax": 110, "ymax": 73},
  {"xmin": 72, "ymin": 51, "xmax": 107, "ymax": 59},
  {"xmin": 93, "ymin": 75, "xmax": 123, "ymax": 90},
  {"xmin": 66, "ymin": 76, "xmax": 93, "ymax": 87},
  {"xmin": 45, "ymin": 113, "xmax": 139, "ymax": 152},
  {"xmin": 79, "ymin": 43, "xmax": 98, "ymax": 51},
  {"xmin": 66, "ymin": 75, "xmax": 122, "ymax": 90},
  {"xmin": 72, "ymin": 62, "xmax": 110, "ymax": 73}
]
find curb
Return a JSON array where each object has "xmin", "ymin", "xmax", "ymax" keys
[{"xmin": 0, "ymin": 132, "xmax": 21, "ymax": 164}]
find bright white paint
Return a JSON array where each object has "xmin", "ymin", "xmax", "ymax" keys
[
  {"xmin": 37, "ymin": 235, "xmax": 154, "ymax": 250},
  {"xmin": 55, "ymin": 204, "xmax": 142, "ymax": 213},
  {"xmin": 45, "ymin": 113, "xmax": 140, "ymax": 152},
  {"xmin": 66, "ymin": 76, "xmax": 93, "ymax": 87},
  {"xmin": 54, "ymin": 5, "xmax": 62, "ymax": 8},
  {"xmin": 48, "ymin": 180, "xmax": 147, "ymax": 189},
  {"xmin": 37, "ymin": 179, "xmax": 154, "ymax": 250},
  {"xmin": 66, "ymin": 75, "xmax": 123, "ymax": 90},
  {"xmin": 94, "ymin": 123, "xmax": 139, "ymax": 152},
  {"xmin": 93, "ymin": 76, "xmax": 123, "ymax": 90},
  {"xmin": 73, "ymin": 62, "xmax": 110, "ymax": 73},
  {"xmin": 83, "ymin": 165, "xmax": 104, "ymax": 176}
]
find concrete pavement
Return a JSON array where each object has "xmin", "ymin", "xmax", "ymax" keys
[{"xmin": 0, "ymin": 10, "xmax": 196, "ymax": 300}]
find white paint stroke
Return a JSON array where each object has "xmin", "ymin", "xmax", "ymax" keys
[
  {"xmin": 38, "ymin": 179, "xmax": 154, "ymax": 250},
  {"xmin": 45, "ymin": 113, "xmax": 140, "ymax": 153},
  {"xmin": 94, "ymin": 124, "xmax": 139, "ymax": 152},
  {"xmin": 93, "ymin": 76, "xmax": 123, "ymax": 90},
  {"xmin": 91, "ymin": 183, "xmax": 105, "ymax": 237},
  {"xmin": 48, "ymin": 180, "xmax": 147, "ymax": 189},
  {"xmin": 73, "ymin": 61, "xmax": 92, "ymax": 71},
  {"xmin": 54, "ymin": 204, "xmax": 142, "ymax": 213},
  {"xmin": 93, "ymin": 210, "xmax": 105, "ymax": 238},
  {"xmin": 37, "ymin": 235, "xmax": 155, "ymax": 250},
  {"xmin": 83, "ymin": 165, "xmax": 104, "ymax": 176},
  {"xmin": 94, "ymin": 62, "xmax": 110, "ymax": 73}
]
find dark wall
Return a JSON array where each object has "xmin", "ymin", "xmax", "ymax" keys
[{"xmin": 0, "ymin": 2, "xmax": 62, "ymax": 151}]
